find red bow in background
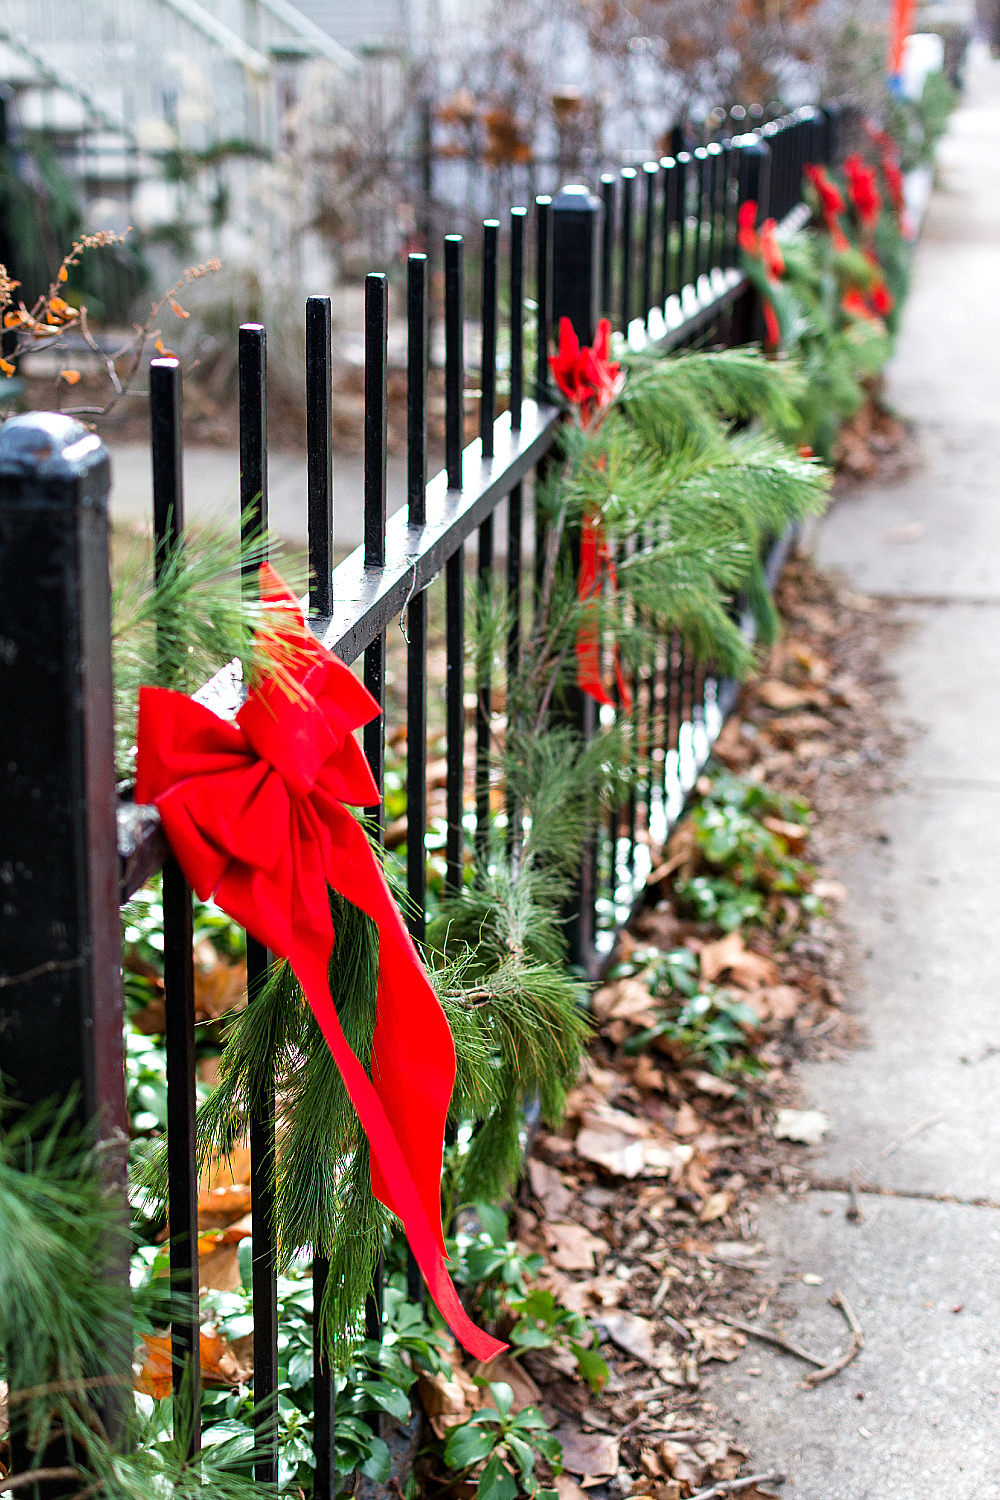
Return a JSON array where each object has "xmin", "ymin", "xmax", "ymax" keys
[
  {"xmin": 802, "ymin": 164, "xmax": 851, "ymax": 251},
  {"xmin": 736, "ymin": 201, "xmax": 784, "ymax": 349},
  {"xmin": 550, "ymin": 315, "xmax": 623, "ymax": 428},
  {"xmin": 136, "ymin": 563, "xmax": 503, "ymax": 1363},
  {"xmin": 549, "ymin": 317, "xmax": 632, "ymax": 710}
]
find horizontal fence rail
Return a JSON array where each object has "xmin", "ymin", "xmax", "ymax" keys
[{"xmin": 0, "ymin": 103, "xmax": 839, "ymax": 1495}]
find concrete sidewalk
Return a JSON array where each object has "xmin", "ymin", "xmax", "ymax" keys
[{"xmin": 705, "ymin": 45, "xmax": 1000, "ymax": 1498}]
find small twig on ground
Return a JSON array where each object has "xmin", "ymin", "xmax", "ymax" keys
[
  {"xmin": 689, "ymin": 1474, "xmax": 786, "ymax": 1499},
  {"xmin": 808, "ymin": 1177, "xmax": 1000, "ymax": 1210},
  {"xmin": 878, "ymin": 1111, "xmax": 945, "ymax": 1159},
  {"xmin": 846, "ymin": 1175, "xmax": 864, "ymax": 1223},
  {"xmin": 803, "ymin": 1289, "xmax": 864, "ymax": 1387},
  {"xmin": 714, "ymin": 1313, "xmax": 826, "ymax": 1369}
]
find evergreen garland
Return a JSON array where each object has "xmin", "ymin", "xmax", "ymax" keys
[{"xmin": 130, "ymin": 337, "xmax": 829, "ymax": 1367}]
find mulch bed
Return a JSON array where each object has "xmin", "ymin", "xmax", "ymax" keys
[{"xmin": 423, "ymin": 552, "xmax": 908, "ymax": 1500}]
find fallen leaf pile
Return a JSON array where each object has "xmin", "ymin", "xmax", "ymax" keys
[{"xmin": 416, "ymin": 556, "xmax": 901, "ymax": 1498}]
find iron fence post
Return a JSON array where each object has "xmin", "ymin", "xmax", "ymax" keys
[
  {"xmin": 551, "ymin": 183, "xmax": 602, "ymax": 344},
  {"xmin": 550, "ymin": 187, "xmax": 600, "ymax": 970},
  {"xmin": 0, "ymin": 410, "xmax": 131, "ymax": 1449},
  {"xmin": 732, "ymin": 133, "xmax": 772, "ymax": 345}
]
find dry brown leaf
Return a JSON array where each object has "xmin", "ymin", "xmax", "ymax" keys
[
  {"xmin": 592, "ymin": 977, "xmax": 659, "ymax": 1026},
  {"xmin": 686, "ymin": 1319, "xmax": 747, "ymax": 1363},
  {"xmin": 743, "ymin": 984, "xmax": 802, "ymax": 1023},
  {"xmin": 576, "ymin": 1124, "xmax": 692, "ymax": 1180},
  {"xmin": 135, "ymin": 1328, "xmax": 251, "ymax": 1398},
  {"xmin": 709, "ymin": 716, "xmax": 755, "ymax": 772},
  {"xmin": 197, "ymin": 1181, "xmax": 253, "ymax": 1229},
  {"xmin": 200, "ymin": 1144, "xmax": 251, "ymax": 1195},
  {"xmin": 673, "ymin": 1102, "xmax": 700, "ymax": 1137},
  {"xmin": 473, "ymin": 1353, "xmax": 543, "ymax": 1413},
  {"xmin": 790, "ymin": 643, "xmax": 830, "ymax": 682},
  {"xmin": 197, "ymin": 1235, "xmax": 242, "ymax": 1292},
  {"xmin": 686, "ymin": 1070, "xmax": 738, "ymax": 1098},
  {"xmin": 194, "ymin": 956, "xmax": 247, "ymax": 1021},
  {"xmin": 700, "ymin": 932, "xmax": 778, "ymax": 989},
  {"xmin": 659, "ymin": 1440, "xmax": 709, "ymax": 1486},
  {"xmin": 698, "ymin": 1191, "xmax": 732, "ymax": 1223},
  {"xmin": 633, "ymin": 1054, "xmax": 666, "ymax": 1092},
  {"xmin": 554, "ymin": 1475, "xmax": 589, "ymax": 1500},
  {"xmin": 575, "ymin": 1127, "xmax": 646, "ymax": 1178},
  {"xmin": 762, "ymin": 984, "xmax": 804, "ymax": 1021},
  {"xmin": 761, "ymin": 815, "xmax": 809, "ymax": 853},
  {"xmin": 559, "ymin": 1276, "xmax": 626, "ymax": 1314},
  {"xmin": 555, "ymin": 1427, "xmax": 619, "ymax": 1478},
  {"xmin": 417, "ymin": 1347, "xmax": 482, "ymax": 1438},
  {"xmin": 754, "ymin": 679, "xmax": 814, "ymax": 710},
  {"xmin": 813, "ymin": 878, "xmax": 847, "ymax": 902},
  {"xmin": 544, "ymin": 1221, "xmax": 609, "ymax": 1271},
  {"xmin": 528, "ymin": 1159, "xmax": 573, "ymax": 1218}
]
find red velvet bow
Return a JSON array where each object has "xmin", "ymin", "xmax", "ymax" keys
[
  {"xmin": 550, "ymin": 316, "xmax": 623, "ymax": 429},
  {"xmin": 136, "ymin": 563, "xmax": 503, "ymax": 1363}
]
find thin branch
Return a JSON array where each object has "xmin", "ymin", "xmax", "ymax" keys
[
  {"xmin": 0, "ymin": 1468, "xmax": 80, "ymax": 1492},
  {"xmin": 689, "ymin": 1474, "xmax": 786, "ymax": 1499},
  {"xmin": 7, "ymin": 1375, "xmax": 130, "ymax": 1406},
  {"xmin": 804, "ymin": 1289, "xmax": 863, "ymax": 1388},
  {"xmin": 714, "ymin": 1312, "xmax": 826, "ymax": 1368}
]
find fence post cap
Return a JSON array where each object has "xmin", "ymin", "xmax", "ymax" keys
[
  {"xmin": 552, "ymin": 183, "xmax": 601, "ymax": 210},
  {"xmin": 0, "ymin": 411, "xmax": 108, "ymax": 481}
]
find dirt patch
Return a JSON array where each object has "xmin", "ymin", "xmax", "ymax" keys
[{"xmin": 450, "ymin": 554, "xmax": 910, "ymax": 1499}]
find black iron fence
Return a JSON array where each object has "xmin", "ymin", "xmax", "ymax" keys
[{"xmin": 0, "ymin": 103, "xmax": 837, "ymax": 1495}]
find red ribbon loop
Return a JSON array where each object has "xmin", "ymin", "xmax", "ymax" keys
[
  {"xmin": 136, "ymin": 562, "xmax": 504, "ymax": 1363},
  {"xmin": 576, "ymin": 509, "xmax": 632, "ymax": 712}
]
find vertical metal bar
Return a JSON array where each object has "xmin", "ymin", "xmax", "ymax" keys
[
  {"xmin": 675, "ymin": 153, "xmax": 691, "ymax": 294},
  {"xmin": 364, "ymin": 271, "xmax": 388, "ymax": 840},
  {"xmin": 407, "ymin": 253, "xmax": 429, "ymax": 941},
  {"xmin": 239, "ymin": 324, "xmax": 268, "ymax": 575},
  {"xmin": 312, "ymin": 1258, "xmax": 336, "ymax": 1500},
  {"xmin": 720, "ymin": 140, "xmax": 735, "ymax": 268},
  {"xmin": 535, "ymin": 195, "xmax": 552, "ymax": 402},
  {"xmin": 707, "ymin": 143, "xmax": 722, "ymax": 273},
  {"xmin": 408, "ymin": 254, "xmax": 428, "ymax": 526},
  {"xmin": 476, "ymin": 512, "xmax": 493, "ymax": 856},
  {"xmin": 620, "ymin": 166, "xmax": 635, "ymax": 330},
  {"xmin": 480, "ymin": 218, "xmax": 499, "ymax": 458},
  {"xmin": 642, "ymin": 161, "xmax": 658, "ymax": 326},
  {"xmin": 659, "ymin": 156, "xmax": 677, "ymax": 301},
  {"xmin": 600, "ymin": 173, "xmax": 616, "ymax": 323},
  {"xmin": 445, "ymin": 235, "xmax": 464, "ymax": 490},
  {"xmin": 446, "ymin": 544, "xmax": 465, "ymax": 894},
  {"xmin": 150, "ymin": 359, "xmax": 200, "ymax": 1453},
  {"xmin": 307, "ymin": 299, "xmax": 336, "ymax": 1491},
  {"xmin": 506, "ymin": 480, "xmax": 522, "ymax": 854},
  {"xmin": 692, "ymin": 147, "xmax": 708, "ymax": 282},
  {"xmin": 306, "ymin": 295, "xmax": 333, "ymax": 616},
  {"xmin": 407, "ymin": 582, "xmax": 428, "ymax": 939},
  {"xmin": 239, "ymin": 322, "xmax": 278, "ymax": 1491},
  {"xmin": 362, "ymin": 272, "xmax": 388, "ymax": 1350},
  {"xmin": 510, "ymin": 206, "xmax": 526, "ymax": 430},
  {"xmin": 659, "ymin": 157, "xmax": 675, "ymax": 306}
]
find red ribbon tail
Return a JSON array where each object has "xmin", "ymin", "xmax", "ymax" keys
[{"xmin": 298, "ymin": 955, "xmax": 505, "ymax": 1364}]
